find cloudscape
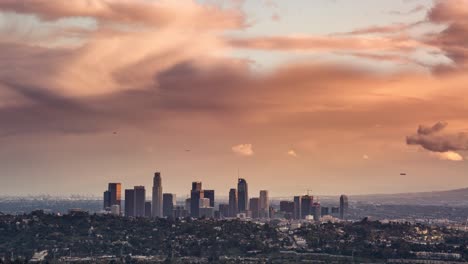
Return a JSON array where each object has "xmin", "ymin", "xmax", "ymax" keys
[{"xmin": 0, "ymin": 0, "xmax": 467, "ymax": 196}]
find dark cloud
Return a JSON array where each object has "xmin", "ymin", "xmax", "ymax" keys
[
  {"xmin": 406, "ymin": 122, "xmax": 468, "ymax": 152},
  {"xmin": 417, "ymin": 121, "xmax": 448, "ymax": 135},
  {"xmin": 425, "ymin": 0, "xmax": 468, "ymax": 72}
]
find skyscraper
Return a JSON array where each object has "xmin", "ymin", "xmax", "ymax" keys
[
  {"xmin": 163, "ymin": 193, "xmax": 176, "ymax": 218},
  {"xmin": 280, "ymin": 201, "xmax": 295, "ymax": 214},
  {"xmin": 144, "ymin": 201, "xmax": 152, "ymax": 218},
  {"xmin": 237, "ymin": 178, "xmax": 248, "ymax": 213},
  {"xmin": 190, "ymin": 181, "xmax": 204, "ymax": 218},
  {"xmin": 259, "ymin": 190, "xmax": 269, "ymax": 218},
  {"xmin": 249, "ymin": 197, "xmax": 260, "ymax": 218},
  {"xmin": 340, "ymin": 194, "xmax": 349, "ymax": 220},
  {"xmin": 218, "ymin": 204, "xmax": 229, "ymax": 218},
  {"xmin": 293, "ymin": 196, "xmax": 302, "ymax": 220},
  {"xmin": 301, "ymin": 195, "xmax": 313, "ymax": 219},
  {"xmin": 134, "ymin": 186, "xmax": 146, "ymax": 217},
  {"xmin": 124, "ymin": 189, "xmax": 135, "ymax": 217},
  {"xmin": 228, "ymin": 188, "xmax": 238, "ymax": 217},
  {"xmin": 204, "ymin": 190, "xmax": 215, "ymax": 207},
  {"xmin": 312, "ymin": 202, "xmax": 321, "ymax": 221},
  {"xmin": 152, "ymin": 172, "xmax": 163, "ymax": 218},
  {"xmin": 192, "ymin": 182, "xmax": 202, "ymax": 191},
  {"xmin": 103, "ymin": 190, "xmax": 111, "ymax": 210},
  {"xmin": 108, "ymin": 183, "xmax": 122, "ymax": 208}
]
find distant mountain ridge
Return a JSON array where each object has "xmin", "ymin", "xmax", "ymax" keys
[{"xmin": 350, "ymin": 187, "xmax": 468, "ymax": 207}]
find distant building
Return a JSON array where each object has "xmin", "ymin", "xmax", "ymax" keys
[
  {"xmin": 301, "ymin": 195, "xmax": 314, "ymax": 219},
  {"xmin": 199, "ymin": 207, "xmax": 214, "ymax": 218},
  {"xmin": 134, "ymin": 186, "xmax": 146, "ymax": 217},
  {"xmin": 294, "ymin": 196, "xmax": 302, "ymax": 220},
  {"xmin": 321, "ymin": 206, "xmax": 330, "ymax": 216},
  {"xmin": 204, "ymin": 190, "xmax": 215, "ymax": 207},
  {"xmin": 144, "ymin": 201, "xmax": 152, "ymax": 217},
  {"xmin": 185, "ymin": 198, "xmax": 191, "ymax": 215},
  {"xmin": 280, "ymin": 201, "xmax": 295, "ymax": 214},
  {"xmin": 312, "ymin": 202, "xmax": 321, "ymax": 221},
  {"xmin": 110, "ymin": 204, "xmax": 120, "ymax": 216},
  {"xmin": 163, "ymin": 193, "xmax": 176, "ymax": 218},
  {"xmin": 124, "ymin": 189, "xmax": 135, "ymax": 217},
  {"xmin": 228, "ymin": 188, "xmax": 238, "ymax": 217},
  {"xmin": 249, "ymin": 198, "xmax": 260, "ymax": 218},
  {"xmin": 340, "ymin": 195, "xmax": 349, "ymax": 220},
  {"xmin": 174, "ymin": 206, "xmax": 188, "ymax": 218},
  {"xmin": 103, "ymin": 190, "xmax": 111, "ymax": 210},
  {"xmin": 259, "ymin": 190, "xmax": 269, "ymax": 218},
  {"xmin": 199, "ymin": 198, "xmax": 211, "ymax": 208},
  {"xmin": 152, "ymin": 172, "xmax": 163, "ymax": 218},
  {"xmin": 108, "ymin": 183, "xmax": 122, "ymax": 213},
  {"xmin": 218, "ymin": 203, "xmax": 229, "ymax": 218},
  {"xmin": 191, "ymin": 182, "xmax": 204, "ymax": 218},
  {"xmin": 331, "ymin": 207, "xmax": 340, "ymax": 215},
  {"xmin": 192, "ymin": 181, "xmax": 202, "ymax": 191},
  {"xmin": 237, "ymin": 178, "xmax": 248, "ymax": 213}
]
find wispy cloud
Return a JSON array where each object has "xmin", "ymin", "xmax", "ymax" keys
[
  {"xmin": 287, "ymin": 150, "xmax": 298, "ymax": 157},
  {"xmin": 232, "ymin": 144, "xmax": 254, "ymax": 156}
]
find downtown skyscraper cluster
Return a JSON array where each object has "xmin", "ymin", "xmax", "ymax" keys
[{"xmin": 103, "ymin": 172, "xmax": 349, "ymax": 221}]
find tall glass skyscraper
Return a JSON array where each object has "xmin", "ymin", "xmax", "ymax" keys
[
  {"xmin": 237, "ymin": 178, "xmax": 248, "ymax": 213},
  {"xmin": 134, "ymin": 186, "xmax": 146, "ymax": 217},
  {"xmin": 152, "ymin": 172, "xmax": 163, "ymax": 218},
  {"xmin": 340, "ymin": 194, "xmax": 349, "ymax": 220},
  {"xmin": 228, "ymin": 188, "xmax": 238, "ymax": 217},
  {"xmin": 259, "ymin": 190, "xmax": 269, "ymax": 218}
]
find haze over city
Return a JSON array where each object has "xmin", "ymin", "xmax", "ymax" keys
[{"xmin": 0, "ymin": 0, "xmax": 468, "ymax": 196}]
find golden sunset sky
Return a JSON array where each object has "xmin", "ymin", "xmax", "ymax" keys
[{"xmin": 0, "ymin": 0, "xmax": 467, "ymax": 196}]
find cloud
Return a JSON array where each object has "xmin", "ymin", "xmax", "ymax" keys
[
  {"xmin": 430, "ymin": 151, "xmax": 464, "ymax": 161},
  {"xmin": 389, "ymin": 5, "xmax": 426, "ymax": 16},
  {"xmin": 228, "ymin": 35, "xmax": 425, "ymax": 53},
  {"xmin": 406, "ymin": 122, "xmax": 468, "ymax": 153},
  {"xmin": 0, "ymin": 0, "xmax": 246, "ymax": 30},
  {"xmin": 287, "ymin": 150, "xmax": 298, "ymax": 157},
  {"xmin": 232, "ymin": 144, "xmax": 254, "ymax": 156},
  {"xmin": 424, "ymin": 0, "xmax": 468, "ymax": 72}
]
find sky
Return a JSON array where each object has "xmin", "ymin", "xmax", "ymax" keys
[{"xmin": 0, "ymin": 0, "xmax": 467, "ymax": 197}]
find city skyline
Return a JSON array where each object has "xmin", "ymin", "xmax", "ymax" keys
[
  {"xmin": 1, "ymin": 0, "xmax": 468, "ymax": 196},
  {"xmin": 101, "ymin": 171, "xmax": 349, "ymax": 221}
]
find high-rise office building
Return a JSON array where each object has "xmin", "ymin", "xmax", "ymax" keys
[
  {"xmin": 124, "ymin": 189, "xmax": 135, "ymax": 217},
  {"xmin": 293, "ymin": 196, "xmax": 302, "ymax": 220},
  {"xmin": 134, "ymin": 186, "xmax": 146, "ymax": 217},
  {"xmin": 340, "ymin": 195, "xmax": 349, "ymax": 220},
  {"xmin": 228, "ymin": 188, "xmax": 238, "ymax": 217},
  {"xmin": 144, "ymin": 201, "xmax": 152, "ymax": 218},
  {"xmin": 163, "ymin": 193, "xmax": 176, "ymax": 218},
  {"xmin": 190, "ymin": 182, "xmax": 204, "ymax": 218},
  {"xmin": 192, "ymin": 182, "xmax": 202, "ymax": 192},
  {"xmin": 185, "ymin": 198, "xmax": 191, "ymax": 215},
  {"xmin": 249, "ymin": 198, "xmax": 260, "ymax": 219},
  {"xmin": 218, "ymin": 204, "xmax": 229, "ymax": 218},
  {"xmin": 301, "ymin": 195, "xmax": 313, "ymax": 219},
  {"xmin": 312, "ymin": 202, "xmax": 321, "ymax": 221},
  {"xmin": 259, "ymin": 190, "xmax": 269, "ymax": 218},
  {"xmin": 108, "ymin": 183, "xmax": 122, "ymax": 210},
  {"xmin": 199, "ymin": 198, "xmax": 211, "ymax": 208},
  {"xmin": 152, "ymin": 172, "xmax": 163, "ymax": 218},
  {"xmin": 204, "ymin": 190, "xmax": 215, "ymax": 207},
  {"xmin": 321, "ymin": 207, "xmax": 330, "ymax": 216},
  {"xmin": 237, "ymin": 178, "xmax": 248, "ymax": 213},
  {"xmin": 280, "ymin": 201, "xmax": 295, "ymax": 214},
  {"xmin": 174, "ymin": 206, "xmax": 189, "ymax": 218},
  {"xmin": 103, "ymin": 190, "xmax": 111, "ymax": 210}
]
